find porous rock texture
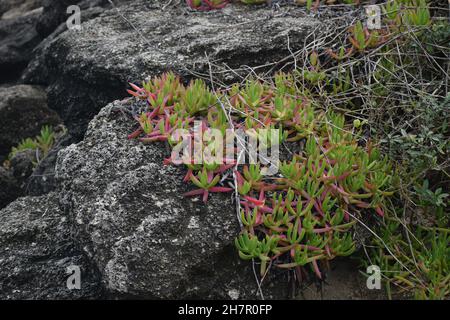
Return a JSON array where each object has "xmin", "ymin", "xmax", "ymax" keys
[
  {"xmin": 0, "ymin": 193, "xmax": 103, "ymax": 299},
  {"xmin": 35, "ymin": 0, "xmax": 124, "ymax": 38},
  {"xmin": 55, "ymin": 99, "xmax": 287, "ymax": 299},
  {"xmin": 23, "ymin": 0, "xmax": 320, "ymax": 140},
  {"xmin": 0, "ymin": 0, "xmax": 129, "ymax": 83}
]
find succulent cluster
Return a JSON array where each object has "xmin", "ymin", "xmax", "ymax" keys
[
  {"xmin": 302, "ymin": 0, "xmax": 449, "ymax": 299},
  {"xmin": 184, "ymin": 0, "xmax": 407, "ymax": 12},
  {"xmin": 127, "ymin": 72, "xmax": 394, "ymax": 279},
  {"xmin": 127, "ymin": 0, "xmax": 447, "ymax": 299},
  {"xmin": 4, "ymin": 126, "xmax": 56, "ymax": 167}
]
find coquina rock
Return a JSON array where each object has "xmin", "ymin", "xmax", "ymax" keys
[
  {"xmin": 23, "ymin": 0, "xmax": 320, "ymax": 140},
  {"xmin": 54, "ymin": 98, "xmax": 288, "ymax": 299}
]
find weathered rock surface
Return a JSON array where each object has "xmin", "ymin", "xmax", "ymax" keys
[
  {"xmin": 0, "ymin": 6, "xmax": 43, "ymax": 82},
  {"xmin": 0, "ymin": 85, "xmax": 61, "ymax": 162},
  {"xmin": 10, "ymin": 149, "xmax": 35, "ymax": 184},
  {"xmin": 23, "ymin": 0, "xmax": 320, "ymax": 140},
  {"xmin": 35, "ymin": 0, "xmax": 81, "ymax": 37},
  {"xmin": 54, "ymin": 99, "xmax": 287, "ymax": 299},
  {"xmin": 0, "ymin": 193, "xmax": 103, "ymax": 299},
  {"xmin": 0, "ymin": 167, "xmax": 21, "ymax": 210},
  {"xmin": 0, "ymin": 0, "xmax": 43, "ymax": 20},
  {"xmin": 0, "ymin": 0, "xmax": 120, "ymax": 83},
  {"xmin": 35, "ymin": 0, "xmax": 118, "ymax": 38},
  {"xmin": 0, "ymin": 0, "xmax": 24, "ymax": 16}
]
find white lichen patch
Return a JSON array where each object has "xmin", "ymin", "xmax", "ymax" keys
[
  {"xmin": 187, "ymin": 216, "xmax": 200, "ymax": 229},
  {"xmin": 105, "ymin": 257, "xmax": 129, "ymax": 293},
  {"xmin": 227, "ymin": 289, "xmax": 240, "ymax": 300}
]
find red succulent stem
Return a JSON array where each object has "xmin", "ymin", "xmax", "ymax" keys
[
  {"xmin": 209, "ymin": 187, "xmax": 233, "ymax": 193},
  {"xmin": 321, "ymin": 171, "xmax": 351, "ymax": 182},
  {"xmin": 184, "ymin": 189, "xmax": 205, "ymax": 197},
  {"xmin": 183, "ymin": 169, "xmax": 194, "ymax": 182},
  {"xmin": 375, "ymin": 206, "xmax": 385, "ymax": 217},
  {"xmin": 202, "ymin": 190, "xmax": 209, "ymax": 203},
  {"xmin": 313, "ymin": 199, "xmax": 325, "ymax": 217},
  {"xmin": 312, "ymin": 260, "xmax": 322, "ymax": 279},
  {"xmin": 240, "ymin": 201, "xmax": 273, "ymax": 213},
  {"xmin": 215, "ymin": 163, "xmax": 235, "ymax": 174},
  {"xmin": 312, "ymin": 226, "xmax": 333, "ymax": 234},
  {"xmin": 128, "ymin": 128, "xmax": 143, "ymax": 139}
]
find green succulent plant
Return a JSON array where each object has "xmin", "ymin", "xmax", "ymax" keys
[
  {"xmin": 127, "ymin": 71, "xmax": 394, "ymax": 280},
  {"xmin": 7, "ymin": 126, "xmax": 56, "ymax": 167},
  {"xmin": 126, "ymin": 0, "xmax": 449, "ymax": 299}
]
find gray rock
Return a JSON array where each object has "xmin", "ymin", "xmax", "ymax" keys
[
  {"xmin": 0, "ymin": 8, "xmax": 43, "ymax": 82},
  {"xmin": 1, "ymin": 0, "xmax": 43, "ymax": 20},
  {"xmin": 35, "ymin": 0, "xmax": 78, "ymax": 37},
  {"xmin": 0, "ymin": 0, "xmax": 23, "ymax": 16},
  {"xmin": 23, "ymin": 0, "xmax": 320, "ymax": 140},
  {"xmin": 0, "ymin": 193, "xmax": 103, "ymax": 299},
  {"xmin": 0, "ymin": 85, "xmax": 61, "ymax": 162},
  {"xmin": 0, "ymin": 167, "xmax": 21, "ymax": 210},
  {"xmin": 35, "ymin": 0, "xmax": 114, "ymax": 38},
  {"xmin": 0, "ymin": 0, "xmax": 117, "ymax": 83},
  {"xmin": 10, "ymin": 149, "xmax": 35, "ymax": 183},
  {"xmin": 55, "ymin": 99, "xmax": 288, "ymax": 299}
]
